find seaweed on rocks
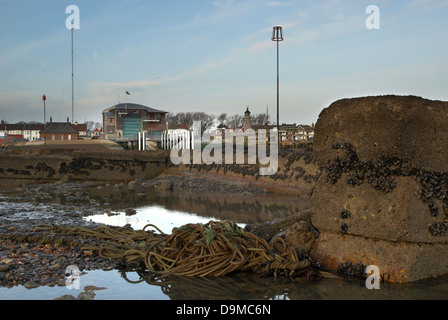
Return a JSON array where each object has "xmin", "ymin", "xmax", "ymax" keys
[
  {"xmin": 336, "ymin": 261, "xmax": 366, "ymax": 279},
  {"xmin": 340, "ymin": 209, "xmax": 351, "ymax": 219},
  {"xmin": 323, "ymin": 142, "xmax": 448, "ymax": 236},
  {"xmin": 429, "ymin": 218, "xmax": 448, "ymax": 236}
]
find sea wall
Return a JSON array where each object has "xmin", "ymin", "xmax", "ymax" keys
[
  {"xmin": 0, "ymin": 149, "xmax": 168, "ymax": 182},
  {"xmin": 165, "ymin": 149, "xmax": 321, "ymax": 196},
  {"xmin": 309, "ymin": 95, "xmax": 448, "ymax": 282}
]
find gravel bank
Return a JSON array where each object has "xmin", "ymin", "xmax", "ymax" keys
[
  {"xmin": 0, "ymin": 182, "xmax": 121, "ymax": 288},
  {"xmin": 0, "ymin": 176, "xmax": 269, "ymax": 289}
]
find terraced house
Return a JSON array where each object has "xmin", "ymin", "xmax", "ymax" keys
[
  {"xmin": 0, "ymin": 121, "xmax": 44, "ymax": 141},
  {"xmin": 279, "ymin": 123, "xmax": 314, "ymax": 148}
]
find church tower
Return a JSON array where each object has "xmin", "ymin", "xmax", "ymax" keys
[{"xmin": 243, "ymin": 106, "xmax": 252, "ymax": 131}]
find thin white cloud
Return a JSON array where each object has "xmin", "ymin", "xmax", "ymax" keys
[
  {"xmin": 85, "ymin": 54, "xmax": 237, "ymax": 97},
  {"xmin": 168, "ymin": 0, "xmax": 259, "ymax": 31},
  {"xmin": 266, "ymin": 1, "xmax": 285, "ymax": 6},
  {"xmin": 409, "ymin": 0, "xmax": 448, "ymax": 8}
]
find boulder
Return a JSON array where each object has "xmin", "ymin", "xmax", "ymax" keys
[
  {"xmin": 313, "ymin": 95, "xmax": 448, "ymax": 172},
  {"xmin": 312, "ymin": 231, "xmax": 448, "ymax": 283},
  {"xmin": 310, "ymin": 175, "xmax": 448, "ymax": 244},
  {"xmin": 245, "ymin": 212, "xmax": 317, "ymax": 254},
  {"xmin": 274, "ymin": 221, "xmax": 317, "ymax": 254},
  {"xmin": 309, "ymin": 95, "xmax": 448, "ymax": 282}
]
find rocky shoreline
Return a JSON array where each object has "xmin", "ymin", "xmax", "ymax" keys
[
  {"xmin": 0, "ymin": 176, "xmax": 278, "ymax": 290},
  {"xmin": 0, "ymin": 235, "xmax": 119, "ymax": 289},
  {"xmin": 131, "ymin": 174, "xmax": 268, "ymax": 196},
  {"xmin": 0, "ymin": 182, "xmax": 120, "ymax": 289}
]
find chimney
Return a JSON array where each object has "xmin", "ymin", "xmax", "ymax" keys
[
  {"xmin": 50, "ymin": 116, "xmax": 53, "ymax": 123},
  {"xmin": 67, "ymin": 117, "xmax": 70, "ymax": 123}
]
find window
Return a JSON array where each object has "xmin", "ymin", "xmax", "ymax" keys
[{"xmin": 149, "ymin": 113, "xmax": 161, "ymax": 121}]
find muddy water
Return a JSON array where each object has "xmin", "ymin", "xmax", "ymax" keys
[{"xmin": 0, "ymin": 180, "xmax": 448, "ymax": 300}]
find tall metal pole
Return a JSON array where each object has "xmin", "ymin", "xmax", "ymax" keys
[
  {"xmin": 42, "ymin": 94, "xmax": 47, "ymax": 149},
  {"xmin": 271, "ymin": 26, "xmax": 283, "ymax": 145},
  {"xmin": 276, "ymin": 39, "xmax": 279, "ymax": 133},
  {"xmin": 71, "ymin": 28, "xmax": 74, "ymax": 124},
  {"xmin": 43, "ymin": 95, "xmax": 46, "ymax": 127}
]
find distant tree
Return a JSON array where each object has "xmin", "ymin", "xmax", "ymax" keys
[
  {"xmin": 85, "ymin": 121, "xmax": 95, "ymax": 135},
  {"xmin": 217, "ymin": 113, "xmax": 227, "ymax": 125},
  {"xmin": 227, "ymin": 114, "xmax": 243, "ymax": 129},
  {"xmin": 252, "ymin": 113, "xmax": 270, "ymax": 125},
  {"xmin": 191, "ymin": 112, "xmax": 215, "ymax": 133},
  {"xmin": 165, "ymin": 112, "xmax": 215, "ymax": 133}
]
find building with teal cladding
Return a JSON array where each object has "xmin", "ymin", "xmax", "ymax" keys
[{"xmin": 102, "ymin": 103, "xmax": 168, "ymax": 141}]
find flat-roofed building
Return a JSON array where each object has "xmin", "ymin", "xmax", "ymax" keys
[{"xmin": 102, "ymin": 103, "xmax": 168, "ymax": 141}]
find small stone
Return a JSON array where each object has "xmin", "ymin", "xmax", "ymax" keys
[
  {"xmin": 0, "ymin": 258, "xmax": 13, "ymax": 266},
  {"xmin": 54, "ymin": 294, "xmax": 78, "ymax": 300},
  {"xmin": 125, "ymin": 208, "xmax": 137, "ymax": 216},
  {"xmin": 84, "ymin": 285, "xmax": 107, "ymax": 291},
  {"xmin": 24, "ymin": 281, "xmax": 40, "ymax": 289},
  {"xmin": 78, "ymin": 290, "xmax": 96, "ymax": 300},
  {"xmin": 48, "ymin": 264, "xmax": 61, "ymax": 271},
  {"xmin": 0, "ymin": 264, "xmax": 9, "ymax": 272},
  {"xmin": 57, "ymin": 279, "xmax": 67, "ymax": 287}
]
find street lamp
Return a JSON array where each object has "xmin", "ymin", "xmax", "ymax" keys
[
  {"xmin": 42, "ymin": 94, "xmax": 47, "ymax": 127},
  {"xmin": 271, "ymin": 26, "xmax": 283, "ymax": 143},
  {"xmin": 42, "ymin": 94, "xmax": 47, "ymax": 148}
]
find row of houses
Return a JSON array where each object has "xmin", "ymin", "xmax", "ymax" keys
[
  {"xmin": 0, "ymin": 118, "xmax": 99, "ymax": 142},
  {"xmin": 161, "ymin": 107, "xmax": 314, "ymax": 150},
  {"xmin": 1, "ymin": 103, "xmax": 314, "ymax": 149},
  {"xmin": 278, "ymin": 123, "xmax": 314, "ymax": 147},
  {"xmin": 210, "ymin": 108, "xmax": 314, "ymax": 148}
]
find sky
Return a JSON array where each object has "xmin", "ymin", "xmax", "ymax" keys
[{"xmin": 0, "ymin": 0, "xmax": 447, "ymax": 125}]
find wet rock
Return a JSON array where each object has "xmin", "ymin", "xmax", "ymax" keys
[
  {"xmin": 24, "ymin": 281, "xmax": 40, "ymax": 289},
  {"xmin": 245, "ymin": 212, "xmax": 313, "ymax": 244},
  {"xmin": 0, "ymin": 264, "xmax": 9, "ymax": 272},
  {"xmin": 54, "ymin": 294, "xmax": 78, "ymax": 300},
  {"xmin": 0, "ymin": 258, "xmax": 13, "ymax": 266},
  {"xmin": 84, "ymin": 285, "xmax": 107, "ymax": 291},
  {"xmin": 310, "ymin": 95, "xmax": 448, "ymax": 282},
  {"xmin": 57, "ymin": 279, "xmax": 67, "ymax": 287},
  {"xmin": 78, "ymin": 290, "xmax": 96, "ymax": 300},
  {"xmin": 273, "ymin": 221, "xmax": 317, "ymax": 254},
  {"xmin": 155, "ymin": 180, "xmax": 173, "ymax": 191},
  {"xmin": 128, "ymin": 179, "xmax": 144, "ymax": 190},
  {"xmin": 125, "ymin": 208, "xmax": 137, "ymax": 216},
  {"xmin": 313, "ymin": 95, "xmax": 448, "ymax": 172},
  {"xmin": 337, "ymin": 261, "xmax": 365, "ymax": 279}
]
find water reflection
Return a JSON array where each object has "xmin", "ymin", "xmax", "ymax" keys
[
  {"xmin": 115, "ymin": 269, "xmax": 448, "ymax": 300},
  {"xmin": 83, "ymin": 184, "xmax": 310, "ymax": 225},
  {"xmin": 86, "ymin": 205, "xmax": 221, "ymax": 234}
]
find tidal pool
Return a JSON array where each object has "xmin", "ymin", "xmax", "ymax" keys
[{"xmin": 0, "ymin": 180, "xmax": 447, "ymax": 300}]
